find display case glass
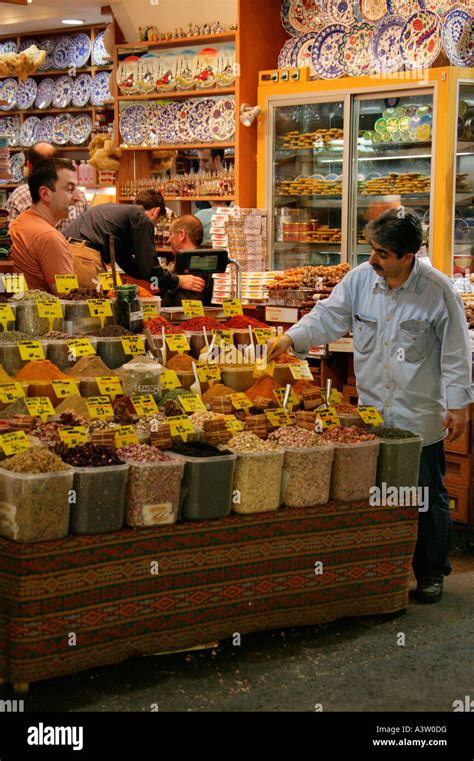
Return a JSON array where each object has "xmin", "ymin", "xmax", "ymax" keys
[
  {"xmin": 270, "ymin": 98, "xmax": 346, "ymax": 271},
  {"xmin": 351, "ymin": 90, "xmax": 434, "ymax": 267},
  {"xmin": 453, "ymin": 82, "xmax": 474, "ymax": 278}
]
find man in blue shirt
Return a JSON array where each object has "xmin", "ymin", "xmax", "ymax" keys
[{"xmin": 271, "ymin": 208, "xmax": 473, "ymax": 604}]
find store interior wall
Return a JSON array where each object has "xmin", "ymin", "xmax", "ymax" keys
[{"xmin": 113, "ymin": 0, "xmax": 238, "ymax": 41}]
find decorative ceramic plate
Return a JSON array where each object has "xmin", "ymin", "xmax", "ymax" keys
[
  {"xmin": 35, "ymin": 78, "xmax": 55, "ymax": 109},
  {"xmin": 70, "ymin": 33, "xmax": 91, "ymax": 68},
  {"xmin": 92, "ymin": 31, "xmax": 109, "ymax": 66},
  {"xmin": 386, "ymin": 0, "xmax": 425, "ymax": 17},
  {"xmin": 52, "ymin": 75, "xmax": 73, "ymax": 108},
  {"xmin": 16, "ymin": 77, "xmax": 37, "ymax": 110},
  {"xmin": 52, "ymin": 113, "xmax": 73, "ymax": 145},
  {"xmin": 72, "ymin": 73, "xmax": 92, "ymax": 107},
  {"xmin": 359, "ymin": 0, "xmax": 388, "ymax": 22},
  {"xmin": 119, "ymin": 104, "xmax": 147, "ymax": 145},
  {"xmin": 36, "ymin": 116, "xmax": 55, "ymax": 143},
  {"xmin": 0, "ymin": 116, "xmax": 20, "ymax": 146},
  {"xmin": 311, "ymin": 24, "xmax": 348, "ymax": 78},
  {"xmin": 206, "ymin": 96, "xmax": 235, "ymax": 141},
  {"xmin": 90, "ymin": 71, "xmax": 111, "ymax": 106},
  {"xmin": 290, "ymin": 31, "xmax": 320, "ymax": 73},
  {"xmin": 20, "ymin": 116, "xmax": 41, "ymax": 147},
  {"xmin": 370, "ymin": 14, "xmax": 405, "ymax": 72},
  {"xmin": 38, "ymin": 37, "xmax": 55, "ymax": 70},
  {"xmin": 400, "ymin": 11, "xmax": 442, "ymax": 69},
  {"xmin": 0, "ymin": 41, "xmax": 17, "ymax": 54},
  {"xmin": 278, "ymin": 38, "xmax": 296, "ymax": 68},
  {"xmin": 158, "ymin": 102, "xmax": 181, "ymax": 143},
  {"xmin": 189, "ymin": 98, "xmax": 214, "ymax": 142},
  {"xmin": 175, "ymin": 101, "xmax": 194, "ymax": 143},
  {"xmin": 441, "ymin": 8, "xmax": 473, "ymax": 67},
  {"xmin": 289, "ymin": 0, "xmax": 324, "ymax": 32},
  {"xmin": 53, "ymin": 36, "xmax": 72, "ymax": 69},
  {"xmin": 424, "ymin": 0, "xmax": 456, "ymax": 17},
  {"xmin": 18, "ymin": 38, "xmax": 38, "ymax": 53},
  {"xmin": 69, "ymin": 114, "xmax": 93, "ymax": 145},
  {"xmin": 341, "ymin": 23, "xmax": 374, "ymax": 76},
  {"xmin": 143, "ymin": 105, "xmax": 164, "ymax": 146},
  {"xmin": 0, "ymin": 79, "xmax": 18, "ymax": 111},
  {"xmin": 323, "ymin": 0, "xmax": 354, "ymax": 24},
  {"xmin": 10, "ymin": 152, "xmax": 25, "ymax": 184},
  {"xmin": 281, "ymin": 0, "xmax": 299, "ymax": 35}
]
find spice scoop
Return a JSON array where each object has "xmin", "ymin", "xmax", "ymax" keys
[
  {"xmin": 254, "ymin": 335, "xmax": 279, "ymax": 379},
  {"xmin": 160, "ymin": 327, "xmax": 167, "ymax": 366},
  {"xmin": 324, "ymin": 378, "xmax": 332, "ymax": 410},
  {"xmin": 145, "ymin": 327, "xmax": 160, "ymax": 362},
  {"xmin": 190, "ymin": 362, "xmax": 202, "ymax": 396},
  {"xmin": 244, "ymin": 325, "xmax": 256, "ymax": 364},
  {"xmin": 199, "ymin": 333, "xmax": 216, "ymax": 364},
  {"xmin": 283, "ymin": 383, "xmax": 292, "ymax": 410}
]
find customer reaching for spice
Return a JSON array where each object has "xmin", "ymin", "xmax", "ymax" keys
[{"xmin": 268, "ymin": 208, "xmax": 474, "ymax": 605}]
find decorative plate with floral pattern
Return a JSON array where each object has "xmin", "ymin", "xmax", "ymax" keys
[
  {"xmin": 290, "ymin": 0, "xmax": 324, "ymax": 32},
  {"xmin": 341, "ymin": 23, "xmax": 374, "ymax": 76},
  {"xmin": 359, "ymin": 0, "xmax": 388, "ymax": 22},
  {"xmin": 52, "ymin": 113, "xmax": 73, "ymax": 145},
  {"xmin": 290, "ymin": 31, "xmax": 321, "ymax": 73},
  {"xmin": 311, "ymin": 24, "xmax": 348, "ymax": 78},
  {"xmin": 278, "ymin": 38, "xmax": 296, "ymax": 68},
  {"xmin": 16, "ymin": 78, "xmax": 37, "ymax": 110},
  {"xmin": 281, "ymin": 0, "xmax": 299, "ymax": 35},
  {"xmin": 400, "ymin": 10, "xmax": 442, "ymax": 69},
  {"xmin": 323, "ymin": 0, "xmax": 354, "ymax": 24},
  {"xmin": 386, "ymin": 0, "xmax": 425, "ymax": 17},
  {"xmin": 69, "ymin": 114, "xmax": 93, "ymax": 145},
  {"xmin": 370, "ymin": 14, "xmax": 405, "ymax": 72},
  {"xmin": 441, "ymin": 8, "xmax": 473, "ymax": 67}
]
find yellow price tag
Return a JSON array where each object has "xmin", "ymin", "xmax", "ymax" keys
[
  {"xmin": 121, "ymin": 336, "xmax": 146, "ymax": 356},
  {"xmin": 98, "ymin": 272, "xmax": 122, "ymax": 291},
  {"xmin": 223, "ymin": 298, "xmax": 243, "ymax": 318},
  {"xmin": 24, "ymin": 397, "xmax": 55, "ymax": 422},
  {"xmin": 18, "ymin": 341, "xmax": 45, "ymax": 361},
  {"xmin": 160, "ymin": 369, "xmax": 181, "ymax": 390},
  {"xmin": 265, "ymin": 408, "xmax": 292, "ymax": 427},
  {"xmin": 143, "ymin": 302, "xmax": 158, "ymax": 319},
  {"xmin": 59, "ymin": 426, "xmax": 89, "ymax": 448},
  {"xmin": 182, "ymin": 300, "xmax": 205, "ymax": 318},
  {"xmin": 165, "ymin": 334, "xmax": 190, "ymax": 353},
  {"xmin": 54, "ymin": 274, "xmax": 79, "ymax": 294},
  {"xmin": 254, "ymin": 328, "xmax": 274, "ymax": 346},
  {"xmin": 37, "ymin": 300, "xmax": 63, "ymax": 320},
  {"xmin": 0, "ymin": 382, "xmax": 25, "ymax": 404},
  {"xmin": 231, "ymin": 393, "xmax": 252, "ymax": 411},
  {"xmin": 67, "ymin": 338, "xmax": 96, "ymax": 359},
  {"xmin": 358, "ymin": 406, "xmax": 384, "ymax": 427},
  {"xmin": 0, "ymin": 304, "xmax": 15, "ymax": 328},
  {"xmin": 212, "ymin": 329, "xmax": 233, "ymax": 347},
  {"xmin": 321, "ymin": 388, "xmax": 343, "ymax": 404},
  {"xmin": 114, "ymin": 425, "xmax": 139, "ymax": 448},
  {"xmin": 167, "ymin": 415, "xmax": 195, "ymax": 440},
  {"xmin": 315, "ymin": 406, "xmax": 340, "ymax": 430},
  {"xmin": 273, "ymin": 387, "xmax": 299, "ymax": 411},
  {"xmin": 0, "ymin": 430, "xmax": 30, "ymax": 456},
  {"xmin": 289, "ymin": 362, "xmax": 313, "ymax": 381},
  {"xmin": 86, "ymin": 396, "xmax": 114, "ymax": 419},
  {"xmin": 179, "ymin": 394, "xmax": 206, "ymax": 413},
  {"xmin": 3, "ymin": 274, "xmax": 28, "ymax": 294},
  {"xmin": 224, "ymin": 415, "xmax": 244, "ymax": 434},
  {"xmin": 87, "ymin": 299, "xmax": 113, "ymax": 318},
  {"xmin": 52, "ymin": 379, "xmax": 79, "ymax": 399},
  {"xmin": 96, "ymin": 376, "xmax": 123, "ymax": 399},
  {"xmin": 196, "ymin": 362, "xmax": 221, "ymax": 384},
  {"xmin": 131, "ymin": 394, "xmax": 158, "ymax": 417}
]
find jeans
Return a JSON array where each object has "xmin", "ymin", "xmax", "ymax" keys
[{"xmin": 412, "ymin": 441, "xmax": 452, "ymax": 582}]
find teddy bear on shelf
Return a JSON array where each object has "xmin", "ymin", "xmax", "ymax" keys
[
  {"xmin": 151, "ymin": 150, "xmax": 178, "ymax": 175},
  {"xmin": 0, "ymin": 45, "xmax": 46, "ymax": 80},
  {"xmin": 89, "ymin": 135, "xmax": 122, "ymax": 172}
]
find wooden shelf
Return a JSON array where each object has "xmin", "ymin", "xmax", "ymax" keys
[
  {"xmin": 118, "ymin": 87, "xmax": 235, "ymax": 101},
  {"xmin": 117, "ymin": 32, "xmax": 236, "ymax": 51},
  {"xmin": 4, "ymin": 107, "xmax": 94, "ymax": 115},
  {"xmin": 120, "ymin": 142, "xmax": 235, "ymax": 151}
]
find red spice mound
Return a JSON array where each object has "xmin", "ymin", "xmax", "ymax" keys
[
  {"xmin": 182, "ymin": 316, "xmax": 223, "ymax": 331},
  {"xmin": 224, "ymin": 315, "xmax": 269, "ymax": 329},
  {"xmin": 145, "ymin": 317, "xmax": 183, "ymax": 335}
]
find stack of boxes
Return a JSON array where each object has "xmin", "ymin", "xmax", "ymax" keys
[{"xmin": 210, "ymin": 207, "xmax": 268, "ymax": 272}]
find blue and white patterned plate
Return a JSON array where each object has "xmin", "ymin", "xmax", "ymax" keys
[
  {"xmin": 278, "ymin": 38, "xmax": 295, "ymax": 68},
  {"xmin": 0, "ymin": 79, "xmax": 18, "ymax": 111},
  {"xmin": 92, "ymin": 31, "xmax": 109, "ymax": 66},
  {"xmin": 10, "ymin": 152, "xmax": 25, "ymax": 184},
  {"xmin": 441, "ymin": 8, "xmax": 473, "ymax": 67},
  {"xmin": 53, "ymin": 36, "xmax": 72, "ymax": 69},
  {"xmin": 36, "ymin": 116, "xmax": 55, "ymax": 143},
  {"xmin": 370, "ymin": 14, "xmax": 405, "ymax": 72},
  {"xmin": 189, "ymin": 98, "xmax": 214, "ymax": 142},
  {"xmin": 20, "ymin": 116, "xmax": 41, "ymax": 147},
  {"xmin": 324, "ymin": 0, "xmax": 354, "ymax": 24},
  {"xmin": 70, "ymin": 33, "xmax": 91, "ymax": 68},
  {"xmin": 52, "ymin": 75, "xmax": 73, "ymax": 108},
  {"xmin": 207, "ymin": 96, "xmax": 235, "ymax": 141},
  {"xmin": 161, "ymin": 102, "xmax": 182, "ymax": 143},
  {"xmin": 0, "ymin": 116, "xmax": 20, "ymax": 147},
  {"xmin": 52, "ymin": 113, "xmax": 73, "ymax": 145},
  {"xmin": 0, "ymin": 40, "xmax": 17, "ymax": 54},
  {"xmin": 311, "ymin": 24, "xmax": 348, "ymax": 78},
  {"xmin": 72, "ymin": 73, "xmax": 92, "ymax": 107},
  {"xmin": 281, "ymin": 0, "xmax": 298, "ymax": 35},
  {"xmin": 174, "ymin": 101, "xmax": 194, "ymax": 143},
  {"xmin": 16, "ymin": 78, "xmax": 37, "ymax": 110},
  {"xmin": 90, "ymin": 71, "xmax": 111, "ymax": 106},
  {"xmin": 290, "ymin": 31, "xmax": 320, "ymax": 73},
  {"xmin": 18, "ymin": 38, "xmax": 38, "ymax": 53},
  {"xmin": 38, "ymin": 37, "xmax": 55, "ymax": 70},
  {"xmin": 386, "ymin": 0, "xmax": 425, "ymax": 17},
  {"xmin": 70, "ymin": 114, "xmax": 93, "ymax": 145},
  {"xmin": 35, "ymin": 78, "xmax": 55, "ymax": 109},
  {"xmin": 119, "ymin": 104, "xmax": 147, "ymax": 145}
]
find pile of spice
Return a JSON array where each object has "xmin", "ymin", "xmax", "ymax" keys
[
  {"xmin": 2, "ymin": 446, "xmax": 70, "ymax": 473},
  {"xmin": 170, "ymin": 440, "xmax": 230, "ymax": 458},
  {"xmin": 293, "ymin": 379, "xmax": 319, "ymax": 397},
  {"xmin": 0, "ymin": 398, "xmax": 30, "ymax": 418},
  {"xmin": 0, "ymin": 293, "xmax": 14, "ymax": 303},
  {"xmin": 89, "ymin": 325, "xmax": 134, "ymax": 337},
  {"xmin": 334, "ymin": 402, "xmax": 359, "ymax": 414},
  {"xmin": 268, "ymin": 425, "xmax": 324, "ymax": 448},
  {"xmin": 67, "ymin": 356, "xmax": 116, "ymax": 378},
  {"xmin": 0, "ymin": 330, "xmax": 33, "ymax": 343},
  {"xmin": 145, "ymin": 316, "xmax": 183, "ymax": 335},
  {"xmin": 245, "ymin": 376, "xmax": 283, "ymax": 402},
  {"xmin": 15, "ymin": 360, "xmax": 70, "ymax": 382},
  {"xmin": 88, "ymin": 419, "xmax": 121, "ymax": 432},
  {"xmin": 54, "ymin": 395, "xmax": 90, "ymax": 418},
  {"xmin": 61, "ymin": 288, "xmax": 103, "ymax": 301},
  {"xmin": 116, "ymin": 444, "xmax": 171, "ymax": 463},
  {"xmin": 42, "ymin": 330, "xmax": 77, "ymax": 340},
  {"xmin": 54, "ymin": 443, "xmax": 122, "ymax": 467},
  {"xmin": 32, "ymin": 420, "xmax": 61, "ymax": 446},
  {"xmin": 366, "ymin": 426, "xmax": 418, "ymax": 439},
  {"xmin": 113, "ymin": 399, "xmax": 136, "ymax": 424},
  {"xmin": 320, "ymin": 426, "xmax": 378, "ymax": 444},
  {"xmin": 182, "ymin": 316, "xmax": 223, "ymax": 331},
  {"xmin": 166, "ymin": 354, "xmax": 194, "ymax": 371},
  {"xmin": 223, "ymin": 315, "xmax": 269, "ymax": 330},
  {"xmin": 189, "ymin": 410, "xmax": 223, "ymax": 429},
  {"xmin": 12, "ymin": 289, "xmax": 56, "ymax": 303},
  {"xmin": 227, "ymin": 431, "xmax": 277, "ymax": 452},
  {"xmin": 158, "ymin": 389, "xmax": 189, "ymax": 407},
  {"xmin": 202, "ymin": 383, "xmax": 234, "ymax": 402},
  {"xmin": 163, "ymin": 398, "xmax": 183, "ymax": 417},
  {"xmin": 275, "ymin": 352, "xmax": 301, "ymax": 365}
]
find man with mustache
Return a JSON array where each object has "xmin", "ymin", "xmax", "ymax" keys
[{"xmin": 269, "ymin": 208, "xmax": 473, "ymax": 604}]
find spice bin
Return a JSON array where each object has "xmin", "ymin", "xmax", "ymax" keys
[
  {"xmin": 231, "ymin": 449, "xmax": 284, "ymax": 514},
  {"xmin": 330, "ymin": 440, "xmax": 380, "ymax": 502},
  {"xmin": 15, "ymin": 301, "xmax": 64, "ymax": 336},
  {"xmin": 178, "ymin": 453, "xmax": 237, "ymax": 521},
  {"xmin": 0, "ymin": 340, "xmax": 47, "ymax": 376},
  {"xmin": 373, "ymin": 430, "xmax": 423, "ymax": 489},
  {"xmin": 63, "ymin": 300, "xmax": 115, "ymax": 336},
  {"xmin": 116, "ymin": 358, "xmax": 162, "ymax": 399},
  {"xmin": 220, "ymin": 365, "xmax": 255, "ymax": 393},
  {"xmin": 46, "ymin": 338, "xmax": 98, "ymax": 372},
  {"xmin": 281, "ymin": 445, "xmax": 335, "ymax": 508},
  {"xmin": 0, "ymin": 302, "xmax": 16, "ymax": 331},
  {"xmin": 69, "ymin": 463, "xmax": 129, "ymax": 534},
  {"xmin": 185, "ymin": 331, "xmax": 208, "ymax": 359},
  {"xmin": 123, "ymin": 454, "xmax": 184, "ymax": 526},
  {"xmin": 96, "ymin": 337, "xmax": 130, "ymax": 370},
  {"xmin": 0, "ymin": 467, "xmax": 74, "ymax": 542}
]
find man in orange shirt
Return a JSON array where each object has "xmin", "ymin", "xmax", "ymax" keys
[{"xmin": 10, "ymin": 158, "xmax": 79, "ymax": 294}]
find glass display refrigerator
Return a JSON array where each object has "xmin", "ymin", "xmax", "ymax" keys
[{"xmin": 453, "ymin": 80, "xmax": 474, "ymax": 277}]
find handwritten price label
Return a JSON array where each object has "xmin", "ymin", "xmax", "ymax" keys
[
  {"xmin": 315, "ymin": 406, "xmax": 340, "ymax": 430},
  {"xmin": 59, "ymin": 426, "xmax": 89, "ymax": 448},
  {"xmin": 160, "ymin": 370, "xmax": 181, "ymax": 390},
  {"xmin": 254, "ymin": 328, "xmax": 275, "ymax": 346},
  {"xmin": 121, "ymin": 336, "xmax": 145, "ymax": 356},
  {"xmin": 37, "ymin": 300, "xmax": 63, "ymax": 320},
  {"xmin": 165, "ymin": 334, "xmax": 190, "ymax": 353},
  {"xmin": 179, "ymin": 394, "xmax": 206, "ymax": 413},
  {"xmin": 0, "ymin": 382, "xmax": 25, "ymax": 404},
  {"xmin": 196, "ymin": 362, "xmax": 221, "ymax": 383},
  {"xmin": 52, "ymin": 379, "xmax": 79, "ymax": 399},
  {"xmin": 86, "ymin": 396, "xmax": 114, "ymax": 420},
  {"xmin": 54, "ymin": 274, "xmax": 79, "ymax": 294},
  {"xmin": 96, "ymin": 376, "xmax": 123, "ymax": 399},
  {"xmin": 67, "ymin": 338, "xmax": 96, "ymax": 358},
  {"xmin": 2, "ymin": 274, "xmax": 28, "ymax": 294},
  {"xmin": 18, "ymin": 340, "xmax": 45, "ymax": 361},
  {"xmin": 358, "ymin": 406, "xmax": 384, "ymax": 426},
  {"xmin": 131, "ymin": 394, "xmax": 158, "ymax": 417},
  {"xmin": 182, "ymin": 300, "xmax": 205, "ymax": 318},
  {"xmin": 143, "ymin": 302, "xmax": 158, "ymax": 319},
  {"xmin": 87, "ymin": 299, "xmax": 113, "ymax": 318},
  {"xmin": 321, "ymin": 388, "xmax": 343, "ymax": 404},
  {"xmin": 265, "ymin": 408, "xmax": 291, "ymax": 427},
  {"xmin": 0, "ymin": 431, "xmax": 30, "ymax": 456},
  {"xmin": 223, "ymin": 298, "xmax": 243, "ymax": 318},
  {"xmin": 289, "ymin": 362, "xmax": 313, "ymax": 381},
  {"xmin": 273, "ymin": 387, "xmax": 299, "ymax": 411},
  {"xmin": 167, "ymin": 415, "xmax": 195, "ymax": 440},
  {"xmin": 224, "ymin": 415, "xmax": 244, "ymax": 434},
  {"xmin": 114, "ymin": 425, "xmax": 139, "ymax": 448},
  {"xmin": 25, "ymin": 397, "xmax": 55, "ymax": 422},
  {"xmin": 0, "ymin": 304, "xmax": 15, "ymax": 325},
  {"xmin": 231, "ymin": 393, "xmax": 252, "ymax": 411},
  {"xmin": 98, "ymin": 272, "xmax": 122, "ymax": 291},
  {"xmin": 212, "ymin": 329, "xmax": 233, "ymax": 347}
]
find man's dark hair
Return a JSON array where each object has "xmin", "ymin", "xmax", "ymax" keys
[
  {"xmin": 170, "ymin": 215, "xmax": 204, "ymax": 247},
  {"xmin": 28, "ymin": 158, "xmax": 76, "ymax": 203},
  {"xmin": 134, "ymin": 189, "xmax": 166, "ymax": 216},
  {"xmin": 26, "ymin": 142, "xmax": 57, "ymax": 167},
  {"xmin": 210, "ymin": 149, "xmax": 225, "ymax": 162},
  {"xmin": 364, "ymin": 208, "xmax": 423, "ymax": 258}
]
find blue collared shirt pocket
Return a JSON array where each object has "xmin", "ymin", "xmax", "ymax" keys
[
  {"xmin": 353, "ymin": 314, "xmax": 378, "ymax": 354},
  {"xmin": 399, "ymin": 319, "xmax": 433, "ymax": 363}
]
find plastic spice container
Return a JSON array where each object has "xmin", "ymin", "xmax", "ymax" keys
[
  {"xmin": 185, "ymin": 331, "xmax": 208, "ymax": 359},
  {"xmin": 0, "ymin": 302, "xmax": 16, "ymax": 331},
  {"xmin": 375, "ymin": 433, "xmax": 423, "ymax": 490},
  {"xmin": 69, "ymin": 463, "xmax": 129, "ymax": 534},
  {"xmin": 117, "ymin": 358, "xmax": 162, "ymax": 399},
  {"xmin": 281, "ymin": 445, "xmax": 335, "ymax": 508},
  {"xmin": 27, "ymin": 380, "xmax": 62, "ymax": 407},
  {"xmin": 0, "ymin": 467, "xmax": 74, "ymax": 542},
  {"xmin": 273, "ymin": 364, "xmax": 296, "ymax": 387},
  {"xmin": 15, "ymin": 301, "xmax": 64, "ymax": 336},
  {"xmin": 179, "ymin": 453, "xmax": 237, "ymax": 521},
  {"xmin": 63, "ymin": 299, "xmax": 115, "ymax": 336},
  {"xmin": 123, "ymin": 454, "xmax": 184, "ymax": 527},
  {"xmin": 96, "ymin": 336, "xmax": 131, "ymax": 370},
  {"xmin": 337, "ymin": 413, "xmax": 368, "ymax": 429},
  {"xmin": 46, "ymin": 337, "xmax": 98, "ymax": 372},
  {"xmin": 231, "ymin": 449, "xmax": 284, "ymax": 514},
  {"xmin": 0, "ymin": 340, "xmax": 47, "ymax": 376},
  {"xmin": 220, "ymin": 366, "xmax": 255, "ymax": 393},
  {"xmin": 330, "ymin": 440, "xmax": 380, "ymax": 502}
]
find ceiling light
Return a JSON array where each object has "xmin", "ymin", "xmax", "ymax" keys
[{"xmin": 61, "ymin": 19, "xmax": 86, "ymax": 25}]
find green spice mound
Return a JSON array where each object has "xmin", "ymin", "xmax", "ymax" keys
[
  {"xmin": 367, "ymin": 426, "xmax": 419, "ymax": 440},
  {"xmin": 2, "ymin": 446, "xmax": 70, "ymax": 473}
]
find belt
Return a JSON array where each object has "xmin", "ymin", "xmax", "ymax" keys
[{"xmin": 69, "ymin": 238, "xmax": 103, "ymax": 254}]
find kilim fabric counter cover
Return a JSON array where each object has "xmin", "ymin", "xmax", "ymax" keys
[{"xmin": 0, "ymin": 502, "xmax": 417, "ymax": 685}]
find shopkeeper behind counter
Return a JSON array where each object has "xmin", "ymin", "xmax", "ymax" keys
[
  {"xmin": 61, "ymin": 190, "xmax": 205, "ymax": 297},
  {"xmin": 160, "ymin": 215, "xmax": 212, "ymax": 307}
]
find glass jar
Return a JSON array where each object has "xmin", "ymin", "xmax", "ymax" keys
[{"xmin": 114, "ymin": 285, "xmax": 144, "ymax": 334}]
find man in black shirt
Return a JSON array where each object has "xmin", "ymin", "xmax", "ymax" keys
[
  {"xmin": 161, "ymin": 214, "xmax": 214, "ymax": 307},
  {"xmin": 62, "ymin": 189, "xmax": 205, "ymax": 295}
]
